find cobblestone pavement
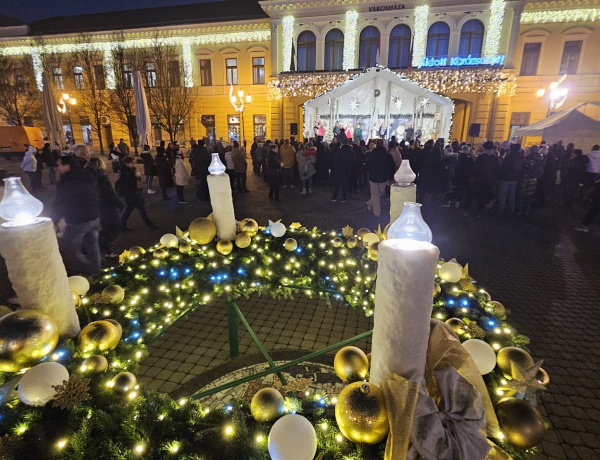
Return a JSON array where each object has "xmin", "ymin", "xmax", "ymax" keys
[{"xmin": 0, "ymin": 155, "xmax": 599, "ymax": 459}]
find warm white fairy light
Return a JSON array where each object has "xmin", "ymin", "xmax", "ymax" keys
[
  {"xmin": 343, "ymin": 10, "xmax": 358, "ymax": 70},
  {"xmin": 521, "ymin": 8, "xmax": 600, "ymax": 24},
  {"xmin": 282, "ymin": 16, "xmax": 295, "ymax": 72},
  {"xmin": 181, "ymin": 37, "xmax": 193, "ymax": 88},
  {"xmin": 413, "ymin": 4, "xmax": 429, "ymax": 67},
  {"xmin": 483, "ymin": 0, "xmax": 505, "ymax": 59},
  {"xmin": 31, "ymin": 49, "xmax": 43, "ymax": 90}
]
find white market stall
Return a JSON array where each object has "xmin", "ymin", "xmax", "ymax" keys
[
  {"xmin": 515, "ymin": 102, "xmax": 600, "ymax": 152},
  {"xmin": 303, "ymin": 66, "xmax": 454, "ymax": 143}
]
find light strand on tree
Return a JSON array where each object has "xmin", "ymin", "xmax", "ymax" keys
[
  {"xmin": 413, "ymin": 4, "xmax": 429, "ymax": 68},
  {"xmin": 484, "ymin": 0, "xmax": 506, "ymax": 59},
  {"xmin": 343, "ymin": 10, "xmax": 358, "ymax": 70}
]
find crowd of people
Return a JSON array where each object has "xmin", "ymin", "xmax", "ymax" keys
[{"xmin": 16, "ymin": 132, "xmax": 600, "ymax": 276}]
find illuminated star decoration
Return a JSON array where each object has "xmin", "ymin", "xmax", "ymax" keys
[
  {"xmin": 289, "ymin": 222, "xmax": 302, "ymax": 230},
  {"xmin": 499, "ymin": 359, "xmax": 547, "ymax": 406},
  {"xmin": 394, "ymin": 97, "xmax": 403, "ymax": 110},
  {"xmin": 264, "ymin": 219, "xmax": 281, "ymax": 234},
  {"xmin": 350, "ymin": 99, "xmax": 359, "ymax": 111},
  {"xmin": 420, "ymin": 97, "xmax": 430, "ymax": 108},
  {"xmin": 175, "ymin": 226, "xmax": 191, "ymax": 242}
]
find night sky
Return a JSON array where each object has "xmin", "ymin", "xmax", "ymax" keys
[{"xmin": 2, "ymin": 0, "xmax": 223, "ymax": 23}]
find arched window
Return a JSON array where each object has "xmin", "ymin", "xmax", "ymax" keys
[
  {"xmin": 459, "ymin": 19, "xmax": 484, "ymax": 56},
  {"xmin": 324, "ymin": 28, "xmax": 344, "ymax": 71},
  {"xmin": 388, "ymin": 24, "xmax": 411, "ymax": 69},
  {"xmin": 359, "ymin": 26, "xmax": 380, "ymax": 69},
  {"xmin": 297, "ymin": 31, "xmax": 316, "ymax": 71},
  {"xmin": 426, "ymin": 22, "xmax": 450, "ymax": 59}
]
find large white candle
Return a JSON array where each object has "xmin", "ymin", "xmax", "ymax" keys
[
  {"xmin": 0, "ymin": 218, "xmax": 81, "ymax": 337},
  {"xmin": 370, "ymin": 238, "xmax": 439, "ymax": 387},
  {"xmin": 207, "ymin": 153, "xmax": 236, "ymax": 241},
  {"xmin": 390, "ymin": 184, "xmax": 416, "ymax": 224}
]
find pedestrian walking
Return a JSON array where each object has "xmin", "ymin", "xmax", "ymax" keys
[
  {"xmin": 265, "ymin": 145, "xmax": 282, "ymax": 202},
  {"xmin": 154, "ymin": 148, "xmax": 174, "ymax": 200},
  {"xmin": 497, "ymin": 143, "xmax": 524, "ymax": 214},
  {"xmin": 116, "ymin": 157, "xmax": 158, "ymax": 230},
  {"xmin": 296, "ymin": 143, "xmax": 317, "ymax": 194},
  {"xmin": 21, "ymin": 145, "xmax": 38, "ymax": 190},
  {"xmin": 173, "ymin": 149, "xmax": 190, "ymax": 204},
  {"xmin": 232, "ymin": 141, "xmax": 249, "ymax": 192},
  {"xmin": 463, "ymin": 140, "xmax": 500, "ymax": 216},
  {"xmin": 118, "ymin": 138, "xmax": 130, "ymax": 156},
  {"xmin": 140, "ymin": 144, "xmax": 156, "ymax": 194},
  {"xmin": 365, "ymin": 139, "xmax": 395, "ymax": 217},
  {"xmin": 280, "ymin": 139, "xmax": 296, "ymax": 188},
  {"xmin": 109, "ymin": 142, "xmax": 123, "ymax": 174},
  {"xmin": 516, "ymin": 145, "xmax": 544, "ymax": 216},
  {"xmin": 331, "ymin": 140, "xmax": 355, "ymax": 202},
  {"xmin": 190, "ymin": 139, "xmax": 211, "ymax": 202}
]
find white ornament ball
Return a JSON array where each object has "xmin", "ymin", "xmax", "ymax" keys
[
  {"xmin": 438, "ymin": 261, "xmax": 463, "ymax": 283},
  {"xmin": 68, "ymin": 276, "xmax": 90, "ymax": 296},
  {"xmin": 160, "ymin": 233, "xmax": 179, "ymax": 248},
  {"xmin": 19, "ymin": 362, "xmax": 69, "ymax": 406},
  {"xmin": 271, "ymin": 222, "xmax": 286, "ymax": 238},
  {"xmin": 462, "ymin": 339, "xmax": 497, "ymax": 375},
  {"xmin": 268, "ymin": 414, "xmax": 317, "ymax": 460}
]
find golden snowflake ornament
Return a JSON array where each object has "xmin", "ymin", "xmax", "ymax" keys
[
  {"xmin": 118, "ymin": 250, "xmax": 131, "ymax": 264},
  {"xmin": 52, "ymin": 376, "xmax": 91, "ymax": 410},
  {"xmin": 342, "ymin": 225, "xmax": 354, "ymax": 238}
]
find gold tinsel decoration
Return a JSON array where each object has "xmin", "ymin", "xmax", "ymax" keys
[
  {"xmin": 0, "ymin": 433, "xmax": 22, "ymax": 460},
  {"xmin": 52, "ymin": 376, "xmax": 91, "ymax": 410},
  {"xmin": 273, "ymin": 377, "xmax": 314, "ymax": 394},
  {"xmin": 458, "ymin": 277, "xmax": 477, "ymax": 292},
  {"xmin": 464, "ymin": 321, "xmax": 486, "ymax": 339},
  {"xmin": 118, "ymin": 250, "xmax": 131, "ymax": 264},
  {"xmin": 85, "ymin": 293, "xmax": 114, "ymax": 305},
  {"xmin": 342, "ymin": 225, "xmax": 354, "ymax": 238}
]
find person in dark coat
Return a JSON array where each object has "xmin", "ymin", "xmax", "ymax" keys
[
  {"xmin": 190, "ymin": 139, "xmax": 211, "ymax": 202},
  {"xmin": 365, "ymin": 139, "xmax": 395, "ymax": 217},
  {"xmin": 117, "ymin": 157, "xmax": 158, "ymax": 230},
  {"xmin": 85, "ymin": 158, "xmax": 124, "ymax": 258},
  {"xmin": 140, "ymin": 145, "xmax": 156, "ymax": 194},
  {"xmin": 419, "ymin": 146, "xmax": 450, "ymax": 213},
  {"xmin": 536, "ymin": 143, "xmax": 561, "ymax": 208},
  {"xmin": 331, "ymin": 140, "xmax": 355, "ymax": 202},
  {"xmin": 463, "ymin": 141, "xmax": 500, "ymax": 216},
  {"xmin": 563, "ymin": 148, "xmax": 589, "ymax": 209},
  {"xmin": 445, "ymin": 145, "xmax": 473, "ymax": 208},
  {"xmin": 497, "ymin": 143, "xmax": 524, "ymax": 214},
  {"xmin": 154, "ymin": 148, "xmax": 174, "ymax": 200},
  {"xmin": 516, "ymin": 145, "xmax": 544, "ymax": 216},
  {"xmin": 52, "ymin": 156, "xmax": 101, "ymax": 276},
  {"xmin": 265, "ymin": 145, "xmax": 283, "ymax": 202},
  {"xmin": 315, "ymin": 136, "xmax": 330, "ymax": 182}
]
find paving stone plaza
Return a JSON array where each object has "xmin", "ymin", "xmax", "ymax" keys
[{"xmin": 0, "ymin": 158, "xmax": 599, "ymax": 459}]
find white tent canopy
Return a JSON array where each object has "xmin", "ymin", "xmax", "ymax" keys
[
  {"xmin": 303, "ymin": 66, "xmax": 454, "ymax": 143},
  {"xmin": 515, "ymin": 102, "xmax": 600, "ymax": 152}
]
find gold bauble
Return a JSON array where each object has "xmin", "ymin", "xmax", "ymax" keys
[
  {"xmin": 497, "ymin": 347, "xmax": 535, "ymax": 379},
  {"xmin": 0, "ymin": 310, "xmax": 59, "ymax": 372},
  {"xmin": 433, "ymin": 282, "xmax": 441, "ymax": 298},
  {"xmin": 105, "ymin": 319, "xmax": 122, "ymax": 339},
  {"xmin": 445, "ymin": 318, "xmax": 465, "ymax": 335},
  {"xmin": 366, "ymin": 353, "xmax": 371, "ymax": 372},
  {"xmin": 235, "ymin": 232, "xmax": 252, "ymax": 248},
  {"xmin": 332, "ymin": 237, "xmax": 344, "ymax": 248},
  {"xmin": 335, "ymin": 382, "xmax": 389, "ymax": 444},
  {"xmin": 497, "ymin": 398, "xmax": 545, "ymax": 448},
  {"xmin": 0, "ymin": 305, "xmax": 13, "ymax": 317},
  {"xmin": 362, "ymin": 233, "xmax": 380, "ymax": 248},
  {"xmin": 77, "ymin": 321, "xmax": 120, "ymax": 352},
  {"xmin": 536, "ymin": 368, "xmax": 550, "ymax": 386},
  {"xmin": 480, "ymin": 290, "xmax": 492, "ymax": 301},
  {"xmin": 153, "ymin": 248, "xmax": 167, "ymax": 259},
  {"xmin": 102, "ymin": 285, "xmax": 125, "ymax": 304},
  {"xmin": 250, "ymin": 388, "xmax": 285, "ymax": 422},
  {"xmin": 284, "ymin": 238, "xmax": 298, "ymax": 251},
  {"xmin": 489, "ymin": 300, "xmax": 506, "ymax": 316},
  {"xmin": 71, "ymin": 289, "xmax": 81, "ymax": 308},
  {"xmin": 216, "ymin": 239, "xmax": 233, "ymax": 255},
  {"xmin": 80, "ymin": 355, "xmax": 108, "ymax": 374},
  {"xmin": 239, "ymin": 218, "xmax": 259, "ymax": 237},
  {"xmin": 112, "ymin": 372, "xmax": 137, "ymax": 392},
  {"xmin": 347, "ymin": 237, "xmax": 358, "ymax": 248},
  {"xmin": 128, "ymin": 246, "xmax": 146, "ymax": 257},
  {"xmin": 383, "ymin": 223, "xmax": 390, "ymax": 239},
  {"xmin": 179, "ymin": 242, "xmax": 192, "ymax": 254},
  {"xmin": 334, "ymin": 346, "xmax": 369, "ymax": 382},
  {"xmin": 357, "ymin": 228, "xmax": 371, "ymax": 239},
  {"xmin": 188, "ymin": 217, "xmax": 218, "ymax": 244},
  {"xmin": 367, "ymin": 242, "xmax": 379, "ymax": 261}
]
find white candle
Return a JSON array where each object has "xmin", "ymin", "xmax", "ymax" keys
[
  {"xmin": 389, "ymin": 184, "xmax": 417, "ymax": 224},
  {"xmin": 370, "ymin": 239, "xmax": 439, "ymax": 387},
  {"xmin": 207, "ymin": 174, "xmax": 236, "ymax": 241},
  {"xmin": 0, "ymin": 218, "xmax": 80, "ymax": 337}
]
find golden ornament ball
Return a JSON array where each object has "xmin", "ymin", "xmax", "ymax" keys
[
  {"xmin": 235, "ymin": 232, "xmax": 252, "ymax": 249},
  {"xmin": 0, "ymin": 310, "xmax": 59, "ymax": 372},
  {"xmin": 357, "ymin": 228, "xmax": 371, "ymax": 239},
  {"xmin": 80, "ymin": 355, "xmax": 108, "ymax": 374},
  {"xmin": 489, "ymin": 300, "xmax": 506, "ymax": 316},
  {"xmin": 128, "ymin": 246, "xmax": 146, "ymax": 257},
  {"xmin": 497, "ymin": 398, "xmax": 545, "ymax": 449},
  {"xmin": 366, "ymin": 353, "xmax": 372, "ymax": 372},
  {"xmin": 433, "ymin": 282, "xmax": 441, "ymax": 298},
  {"xmin": 77, "ymin": 320, "xmax": 120, "ymax": 352},
  {"xmin": 497, "ymin": 347, "xmax": 535, "ymax": 379},
  {"xmin": 383, "ymin": 223, "xmax": 390, "ymax": 239},
  {"xmin": 102, "ymin": 285, "xmax": 125, "ymax": 304},
  {"xmin": 480, "ymin": 290, "xmax": 492, "ymax": 301},
  {"xmin": 284, "ymin": 238, "xmax": 298, "ymax": 251},
  {"xmin": 362, "ymin": 232, "xmax": 380, "ymax": 248},
  {"xmin": 112, "ymin": 372, "xmax": 137, "ymax": 392},
  {"xmin": 334, "ymin": 346, "xmax": 369, "ymax": 382},
  {"xmin": 335, "ymin": 382, "xmax": 389, "ymax": 444},
  {"xmin": 445, "ymin": 318, "xmax": 465, "ymax": 335},
  {"xmin": 0, "ymin": 305, "xmax": 13, "ymax": 318},
  {"xmin": 188, "ymin": 217, "xmax": 218, "ymax": 244},
  {"xmin": 239, "ymin": 218, "xmax": 259, "ymax": 237},
  {"xmin": 216, "ymin": 239, "xmax": 233, "ymax": 255},
  {"xmin": 105, "ymin": 319, "xmax": 123, "ymax": 339},
  {"xmin": 250, "ymin": 387, "xmax": 285, "ymax": 422},
  {"xmin": 153, "ymin": 248, "xmax": 167, "ymax": 259},
  {"xmin": 71, "ymin": 288, "xmax": 81, "ymax": 308},
  {"xmin": 332, "ymin": 237, "xmax": 344, "ymax": 248},
  {"xmin": 536, "ymin": 368, "xmax": 550, "ymax": 386},
  {"xmin": 347, "ymin": 237, "xmax": 358, "ymax": 249},
  {"xmin": 367, "ymin": 242, "xmax": 379, "ymax": 261},
  {"xmin": 179, "ymin": 242, "xmax": 192, "ymax": 254}
]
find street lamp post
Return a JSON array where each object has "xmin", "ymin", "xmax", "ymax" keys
[
  {"xmin": 537, "ymin": 75, "xmax": 568, "ymax": 118},
  {"xmin": 229, "ymin": 86, "xmax": 251, "ymax": 143}
]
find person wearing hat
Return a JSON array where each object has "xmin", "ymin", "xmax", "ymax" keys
[
  {"xmin": 497, "ymin": 143, "xmax": 524, "ymax": 214},
  {"xmin": 463, "ymin": 140, "xmax": 500, "ymax": 216}
]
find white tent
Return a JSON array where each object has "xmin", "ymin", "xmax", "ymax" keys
[
  {"xmin": 515, "ymin": 102, "xmax": 600, "ymax": 152},
  {"xmin": 303, "ymin": 66, "xmax": 454, "ymax": 143}
]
